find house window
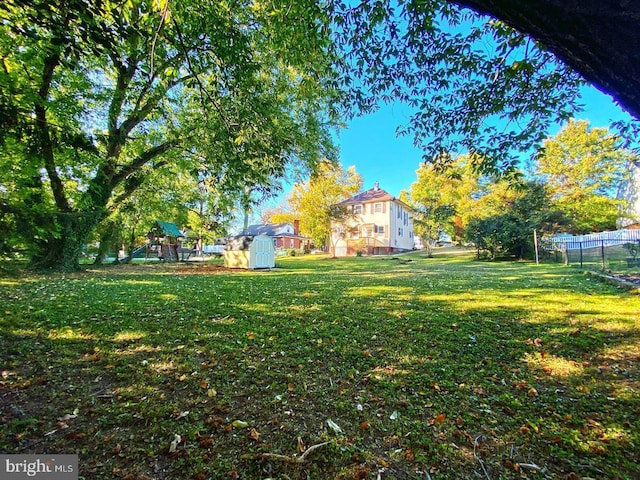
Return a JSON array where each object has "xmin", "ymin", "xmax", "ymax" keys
[
  {"xmin": 375, "ymin": 225, "xmax": 385, "ymax": 236},
  {"xmin": 353, "ymin": 204, "xmax": 362, "ymax": 215},
  {"xmin": 290, "ymin": 239, "xmax": 295, "ymax": 248},
  {"xmin": 365, "ymin": 226, "xmax": 373, "ymax": 237},
  {"xmin": 398, "ymin": 228, "xmax": 403, "ymax": 237},
  {"xmin": 404, "ymin": 212, "xmax": 408, "ymax": 226},
  {"xmin": 397, "ymin": 206, "xmax": 402, "ymax": 219},
  {"xmin": 374, "ymin": 202, "xmax": 383, "ymax": 213}
]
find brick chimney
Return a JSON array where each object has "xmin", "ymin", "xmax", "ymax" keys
[{"xmin": 293, "ymin": 219, "xmax": 300, "ymax": 235}]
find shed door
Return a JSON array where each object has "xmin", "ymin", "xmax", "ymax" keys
[{"xmin": 254, "ymin": 236, "xmax": 272, "ymax": 268}]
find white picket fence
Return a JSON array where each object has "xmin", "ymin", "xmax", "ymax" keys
[
  {"xmin": 548, "ymin": 229, "xmax": 640, "ymax": 250},
  {"xmin": 544, "ymin": 229, "xmax": 640, "ymax": 270}
]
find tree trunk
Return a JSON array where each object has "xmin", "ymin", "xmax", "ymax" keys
[
  {"xmin": 124, "ymin": 224, "xmax": 138, "ymax": 264},
  {"xmin": 93, "ymin": 218, "xmax": 119, "ymax": 266},
  {"xmin": 29, "ymin": 211, "xmax": 104, "ymax": 272}
]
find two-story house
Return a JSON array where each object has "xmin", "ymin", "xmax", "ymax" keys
[{"xmin": 330, "ymin": 182, "xmax": 416, "ymax": 256}]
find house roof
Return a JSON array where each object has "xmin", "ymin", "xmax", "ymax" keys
[
  {"xmin": 336, "ymin": 185, "xmax": 413, "ymax": 210},
  {"xmin": 242, "ymin": 223, "xmax": 310, "ymax": 239},
  {"xmin": 243, "ymin": 223, "xmax": 288, "ymax": 236},
  {"xmin": 337, "ymin": 187, "xmax": 394, "ymax": 205}
]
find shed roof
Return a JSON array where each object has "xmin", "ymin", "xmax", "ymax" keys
[{"xmin": 226, "ymin": 235, "xmax": 256, "ymax": 251}]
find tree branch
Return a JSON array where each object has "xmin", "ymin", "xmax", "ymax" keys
[
  {"xmin": 171, "ymin": 16, "xmax": 233, "ymax": 133},
  {"xmin": 119, "ymin": 73, "xmax": 194, "ymax": 139},
  {"xmin": 106, "ymin": 54, "xmax": 140, "ymax": 159},
  {"xmin": 35, "ymin": 52, "xmax": 71, "ymax": 212},
  {"xmin": 111, "ymin": 139, "xmax": 180, "ymax": 187}
]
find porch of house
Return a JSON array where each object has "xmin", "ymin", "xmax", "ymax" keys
[{"xmin": 343, "ymin": 237, "xmax": 397, "ymax": 256}]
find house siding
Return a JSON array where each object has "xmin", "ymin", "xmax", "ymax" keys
[{"xmin": 331, "ymin": 187, "xmax": 415, "ymax": 256}]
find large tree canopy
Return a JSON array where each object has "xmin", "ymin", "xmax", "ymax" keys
[
  {"xmin": 454, "ymin": 0, "xmax": 640, "ymax": 121},
  {"xmin": 0, "ymin": 0, "xmax": 338, "ymax": 270},
  {"xmin": 330, "ymin": 0, "xmax": 640, "ymax": 173},
  {"xmin": 3, "ymin": 0, "xmax": 639, "ymax": 271}
]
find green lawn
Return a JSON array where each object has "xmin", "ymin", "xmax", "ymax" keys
[{"xmin": 1, "ymin": 252, "xmax": 638, "ymax": 479}]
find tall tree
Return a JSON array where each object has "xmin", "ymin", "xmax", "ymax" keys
[
  {"xmin": 288, "ymin": 161, "xmax": 362, "ymax": 248},
  {"xmin": 536, "ymin": 120, "xmax": 634, "ymax": 233},
  {"xmin": 408, "ymin": 154, "xmax": 485, "ymax": 245},
  {"xmin": 464, "ymin": 180, "xmax": 566, "ymax": 259},
  {"xmin": 0, "ymin": 0, "xmax": 338, "ymax": 271}
]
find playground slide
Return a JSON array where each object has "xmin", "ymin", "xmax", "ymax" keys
[{"xmin": 130, "ymin": 243, "xmax": 150, "ymax": 257}]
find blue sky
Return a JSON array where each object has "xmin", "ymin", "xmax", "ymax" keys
[
  {"xmin": 336, "ymin": 84, "xmax": 636, "ymax": 198},
  {"xmin": 251, "ymin": 83, "xmax": 637, "ymax": 227}
]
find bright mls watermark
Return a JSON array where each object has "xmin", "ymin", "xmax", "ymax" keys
[{"xmin": 0, "ymin": 455, "xmax": 78, "ymax": 479}]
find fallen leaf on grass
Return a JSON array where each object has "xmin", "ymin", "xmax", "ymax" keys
[
  {"xmin": 525, "ymin": 338, "xmax": 543, "ymax": 347},
  {"xmin": 429, "ymin": 413, "xmax": 446, "ymax": 426},
  {"xmin": 326, "ymin": 418, "xmax": 343, "ymax": 434},
  {"xmin": 248, "ymin": 428, "xmax": 260, "ymax": 440},
  {"xmin": 169, "ymin": 434, "xmax": 181, "ymax": 453},
  {"xmin": 232, "ymin": 420, "xmax": 249, "ymax": 428},
  {"xmin": 513, "ymin": 380, "xmax": 529, "ymax": 390},
  {"xmin": 297, "ymin": 436, "xmax": 306, "ymax": 452},
  {"xmin": 66, "ymin": 432, "xmax": 86, "ymax": 439},
  {"xmin": 199, "ymin": 436, "xmax": 214, "ymax": 448},
  {"xmin": 359, "ymin": 421, "xmax": 370, "ymax": 430}
]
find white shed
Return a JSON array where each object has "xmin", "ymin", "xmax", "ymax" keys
[{"xmin": 224, "ymin": 235, "xmax": 275, "ymax": 269}]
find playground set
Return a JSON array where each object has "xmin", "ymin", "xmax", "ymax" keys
[
  {"xmin": 125, "ymin": 220, "xmax": 189, "ymax": 262},
  {"xmin": 123, "ymin": 220, "xmax": 226, "ymax": 263}
]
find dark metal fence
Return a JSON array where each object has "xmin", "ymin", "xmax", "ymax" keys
[{"xmin": 541, "ymin": 229, "xmax": 640, "ymax": 273}]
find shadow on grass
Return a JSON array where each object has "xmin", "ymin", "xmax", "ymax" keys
[{"xmin": 1, "ymin": 254, "xmax": 638, "ymax": 479}]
